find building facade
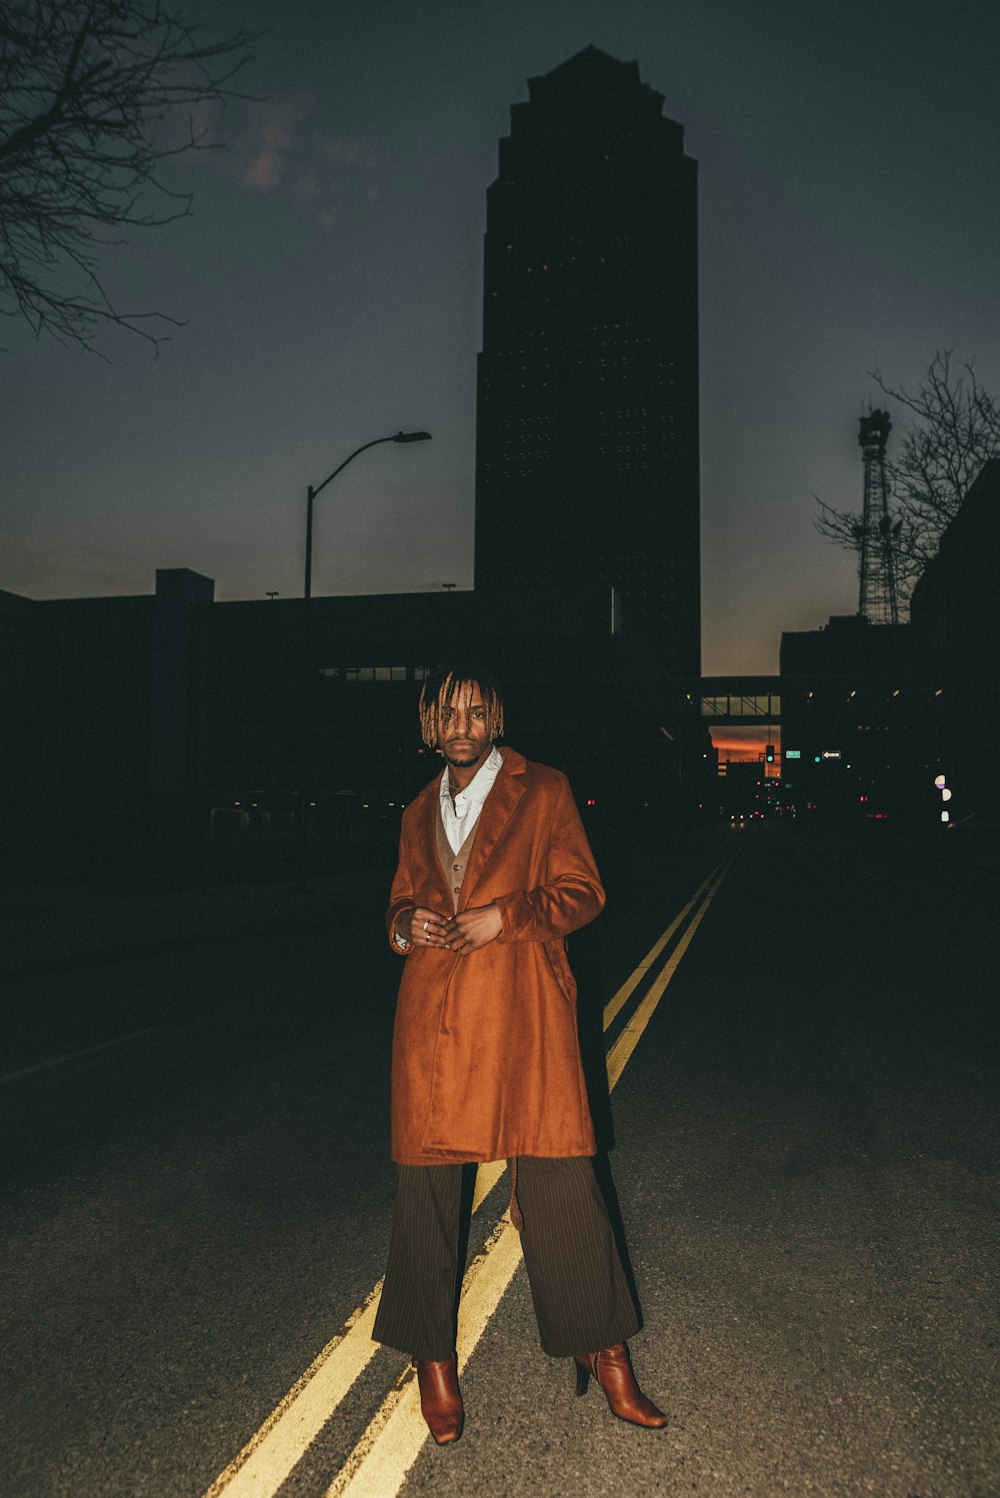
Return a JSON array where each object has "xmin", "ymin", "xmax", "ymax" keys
[
  {"xmin": 1, "ymin": 571, "xmax": 685, "ymax": 877},
  {"xmin": 474, "ymin": 47, "xmax": 700, "ymax": 677},
  {"xmin": 909, "ymin": 458, "xmax": 1000, "ymax": 824},
  {"xmin": 779, "ymin": 615, "xmax": 936, "ymax": 823}
]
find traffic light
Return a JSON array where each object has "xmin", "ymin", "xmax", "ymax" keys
[{"xmin": 765, "ymin": 744, "xmax": 775, "ymax": 763}]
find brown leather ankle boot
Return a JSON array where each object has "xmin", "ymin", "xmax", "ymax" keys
[
  {"xmin": 573, "ymin": 1342, "xmax": 667, "ymax": 1428},
  {"xmin": 416, "ymin": 1352, "xmax": 464, "ymax": 1445}
]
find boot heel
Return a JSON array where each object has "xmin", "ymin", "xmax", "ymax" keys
[{"xmin": 574, "ymin": 1342, "xmax": 667, "ymax": 1428}]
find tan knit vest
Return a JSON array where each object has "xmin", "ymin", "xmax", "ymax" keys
[{"xmin": 436, "ymin": 810, "xmax": 481, "ymax": 912}]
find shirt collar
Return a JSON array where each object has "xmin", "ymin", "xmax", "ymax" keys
[{"xmin": 440, "ymin": 743, "xmax": 505, "ymax": 805}]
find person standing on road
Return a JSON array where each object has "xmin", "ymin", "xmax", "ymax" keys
[{"xmin": 372, "ymin": 664, "xmax": 666, "ymax": 1444}]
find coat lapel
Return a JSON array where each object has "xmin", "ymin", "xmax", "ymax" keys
[
  {"xmin": 458, "ymin": 749, "xmax": 526, "ymax": 907},
  {"xmin": 422, "ymin": 770, "xmax": 454, "ymax": 909}
]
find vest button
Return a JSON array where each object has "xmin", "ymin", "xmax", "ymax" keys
[
  {"xmin": 453, "ymin": 886, "xmax": 461, "ymax": 894},
  {"xmin": 453, "ymin": 863, "xmax": 461, "ymax": 871}
]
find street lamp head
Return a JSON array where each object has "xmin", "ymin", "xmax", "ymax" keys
[{"xmin": 393, "ymin": 429, "xmax": 432, "ymax": 443}]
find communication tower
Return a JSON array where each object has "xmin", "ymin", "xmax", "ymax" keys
[{"xmin": 855, "ymin": 409, "xmax": 900, "ymax": 625}]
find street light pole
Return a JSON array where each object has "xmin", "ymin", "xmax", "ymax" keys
[{"xmin": 297, "ymin": 430, "xmax": 431, "ymax": 874}]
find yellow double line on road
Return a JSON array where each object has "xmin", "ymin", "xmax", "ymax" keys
[{"xmin": 203, "ymin": 853, "xmax": 734, "ymax": 1498}]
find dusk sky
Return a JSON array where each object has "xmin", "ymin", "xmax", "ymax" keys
[{"xmin": 3, "ymin": 0, "xmax": 999, "ymax": 674}]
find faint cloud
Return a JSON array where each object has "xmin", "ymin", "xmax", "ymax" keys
[
  {"xmin": 288, "ymin": 168, "xmax": 323, "ymax": 205},
  {"xmin": 323, "ymin": 138, "xmax": 380, "ymax": 172},
  {"xmin": 239, "ymin": 91, "xmax": 315, "ymax": 193},
  {"xmin": 244, "ymin": 150, "xmax": 282, "ymax": 191},
  {"xmin": 187, "ymin": 92, "xmax": 385, "ymax": 227}
]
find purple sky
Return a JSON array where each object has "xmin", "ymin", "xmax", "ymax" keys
[{"xmin": 3, "ymin": 0, "xmax": 999, "ymax": 673}]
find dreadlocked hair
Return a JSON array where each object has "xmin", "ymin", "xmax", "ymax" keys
[{"xmin": 418, "ymin": 665, "xmax": 504, "ymax": 749}]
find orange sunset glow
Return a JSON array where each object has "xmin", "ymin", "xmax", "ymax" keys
[{"xmin": 710, "ymin": 726, "xmax": 782, "ymax": 778}]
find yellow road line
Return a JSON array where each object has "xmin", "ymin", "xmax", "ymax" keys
[
  {"xmin": 470, "ymin": 1158, "xmax": 506, "ymax": 1213},
  {"xmin": 203, "ymin": 1162, "xmax": 509, "ymax": 1497},
  {"xmin": 602, "ymin": 858, "xmax": 727, "ymax": 1033},
  {"xmin": 201, "ymin": 1280, "xmax": 386, "ymax": 1498},
  {"xmin": 605, "ymin": 855, "xmax": 733, "ymax": 1090},
  {"xmin": 0, "ymin": 1026, "xmax": 159, "ymax": 1085},
  {"xmin": 203, "ymin": 854, "xmax": 734, "ymax": 1498},
  {"xmin": 326, "ymin": 1214, "xmax": 523, "ymax": 1497}
]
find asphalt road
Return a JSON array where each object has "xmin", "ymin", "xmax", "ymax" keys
[{"xmin": 1, "ymin": 821, "xmax": 997, "ymax": 1498}]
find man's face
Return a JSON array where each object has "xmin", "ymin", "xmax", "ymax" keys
[{"xmin": 438, "ymin": 681, "xmax": 491, "ymax": 771}]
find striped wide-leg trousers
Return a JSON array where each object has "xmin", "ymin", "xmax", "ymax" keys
[{"xmin": 371, "ymin": 1156, "xmax": 640, "ymax": 1361}]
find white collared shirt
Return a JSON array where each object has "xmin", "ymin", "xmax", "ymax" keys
[{"xmin": 439, "ymin": 744, "xmax": 504, "ymax": 854}]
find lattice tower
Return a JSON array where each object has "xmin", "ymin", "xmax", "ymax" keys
[{"xmin": 856, "ymin": 409, "xmax": 900, "ymax": 625}]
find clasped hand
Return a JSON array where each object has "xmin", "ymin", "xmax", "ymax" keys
[{"xmin": 397, "ymin": 902, "xmax": 502, "ymax": 955}]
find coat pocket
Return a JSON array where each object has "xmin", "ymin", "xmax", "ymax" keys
[{"xmin": 542, "ymin": 941, "xmax": 577, "ymax": 1005}]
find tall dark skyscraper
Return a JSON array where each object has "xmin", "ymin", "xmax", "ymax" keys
[{"xmin": 475, "ymin": 47, "xmax": 700, "ymax": 675}]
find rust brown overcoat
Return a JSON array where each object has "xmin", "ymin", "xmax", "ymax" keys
[{"xmin": 385, "ymin": 747, "xmax": 604, "ymax": 1165}]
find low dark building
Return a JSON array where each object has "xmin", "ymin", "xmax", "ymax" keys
[
  {"xmin": 777, "ymin": 459, "xmax": 999, "ymax": 829},
  {"xmin": 2, "ymin": 572, "xmax": 686, "ymax": 878},
  {"xmin": 0, "ymin": 588, "xmax": 31, "ymax": 804},
  {"xmin": 909, "ymin": 458, "xmax": 1000, "ymax": 824},
  {"xmin": 204, "ymin": 580, "xmax": 675, "ymax": 833},
  {"xmin": 779, "ymin": 614, "xmax": 933, "ymax": 823},
  {"xmin": 7, "ymin": 568, "xmax": 217, "ymax": 846}
]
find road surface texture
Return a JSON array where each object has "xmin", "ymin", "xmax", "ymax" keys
[{"xmin": 1, "ymin": 819, "xmax": 997, "ymax": 1497}]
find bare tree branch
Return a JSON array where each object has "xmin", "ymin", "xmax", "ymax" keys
[
  {"xmin": 0, "ymin": 0, "xmax": 262, "ymax": 354},
  {"xmin": 814, "ymin": 351, "xmax": 1000, "ymax": 612}
]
